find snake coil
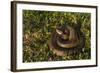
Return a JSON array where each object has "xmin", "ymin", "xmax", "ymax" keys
[{"xmin": 48, "ymin": 24, "xmax": 85, "ymax": 56}]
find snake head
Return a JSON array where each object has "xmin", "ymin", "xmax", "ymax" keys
[
  {"xmin": 56, "ymin": 26, "xmax": 69, "ymax": 40},
  {"xmin": 56, "ymin": 28, "xmax": 63, "ymax": 35}
]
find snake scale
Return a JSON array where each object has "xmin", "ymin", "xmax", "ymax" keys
[{"xmin": 48, "ymin": 24, "xmax": 85, "ymax": 56}]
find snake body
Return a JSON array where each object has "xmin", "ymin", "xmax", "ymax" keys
[{"xmin": 49, "ymin": 24, "xmax": 85, "ymax": 56}]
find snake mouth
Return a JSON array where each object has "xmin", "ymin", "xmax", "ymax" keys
[{"xmin": 48, "ymin": 25, "xmax": 85, "ymax": 56}]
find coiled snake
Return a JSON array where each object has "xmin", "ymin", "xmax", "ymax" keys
[{"xmin": 48, "ymin": 24, "xmax": 85, "ymax": 56}]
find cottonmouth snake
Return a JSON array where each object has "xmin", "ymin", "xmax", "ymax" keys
[{"xmin": 48, "ymin": 25, "xmax": 85, "ymax": 56}]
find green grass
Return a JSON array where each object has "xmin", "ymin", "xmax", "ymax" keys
[{"xmin": 23, "ymin": 10, "xmax": 91, "ymax": 63}]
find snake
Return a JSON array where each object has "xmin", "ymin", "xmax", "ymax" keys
[{"xmin": 48, "ymin": 24, "xmax": 85, "ymax": 56}]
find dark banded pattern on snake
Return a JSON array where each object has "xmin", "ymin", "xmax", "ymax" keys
[{"xmin": 48, "ymin": 25, "xmax": 85, "ymax": 56}]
